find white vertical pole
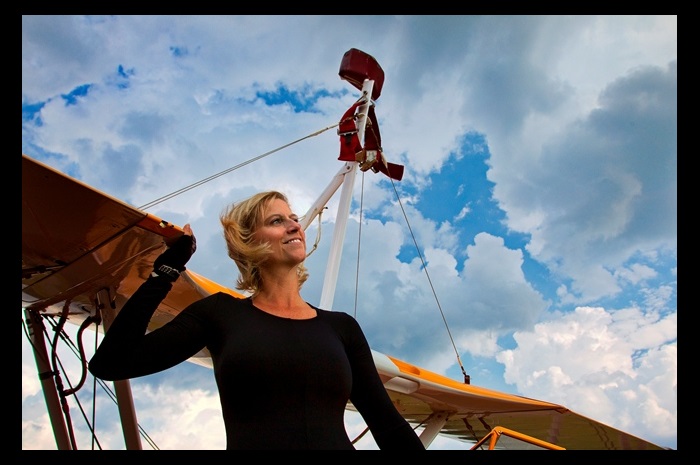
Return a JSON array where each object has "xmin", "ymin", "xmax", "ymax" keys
[{"xmin": 319, "ymin": 80, "xmax": 374, "ymax": 310}]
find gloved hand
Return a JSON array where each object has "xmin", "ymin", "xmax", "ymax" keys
[{"xmin": 152, "ymin": 224, "xmax": 197, "ymax": 281}]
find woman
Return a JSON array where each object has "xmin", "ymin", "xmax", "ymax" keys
[{"xmin": 89, "ymin": 191, "xmax": 426, "ymax": 450}]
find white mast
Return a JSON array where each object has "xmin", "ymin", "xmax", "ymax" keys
[{"xmin": 300, "ymin": 79, "xmax": 374, "ymax": 310}]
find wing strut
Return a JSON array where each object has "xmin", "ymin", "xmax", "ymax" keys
[
  {"xmin": 418, "ymin": 411, "xmax": 449, "ymax": 448},
  {"xmin": 96, "ymin": 288, "xmax": 143, "ymax": 449},
  {"xmin": 24, "ymin": 309, "xmax": 73, "ymax": 450}
]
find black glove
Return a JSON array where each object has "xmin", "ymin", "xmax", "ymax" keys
[{"xmin": 152, "ymin": 233, "xmax": 197, "ymax": 281}]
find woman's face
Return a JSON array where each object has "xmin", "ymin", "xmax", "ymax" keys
[{"xmin": 253, "ymin": 198, "xmax": 307, "ymax": 268}]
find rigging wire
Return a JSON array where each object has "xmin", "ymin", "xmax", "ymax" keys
[
  {"xmin": 385, "ymin": 177, "xmax": 471, "ymax": 384},
  {"xmin": 353, "ymin": 110, "xmax": 469, "ymax": 382},
  {"xmin": 138, "ymin": 123, "xmax": 340, "ymax": 211},
  {"xmin": 353, "ymin": 172, "xmax": 365, "ymax": 319}
]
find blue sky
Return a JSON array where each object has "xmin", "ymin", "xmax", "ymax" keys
[{"xmin": 22, "ymin": 15, "xmax": 677, "ymax": 450}]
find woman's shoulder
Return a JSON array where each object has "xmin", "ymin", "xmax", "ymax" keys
[
  {"xmin": 179, "ymin": 294, "xmax": 252, "ymax": 329},
  {"xmin": 314, "ymin": 306, "xmax": 361, "ymax": 328}
]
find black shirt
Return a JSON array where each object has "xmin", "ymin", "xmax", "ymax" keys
[{"xmin": 89, "ymin": 276, "xmax": 426, "ymax": 450}]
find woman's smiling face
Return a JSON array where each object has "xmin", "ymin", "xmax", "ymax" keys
[{"xmin": 254, "ymin": 197, "xmax": 307, "ymax": 268}]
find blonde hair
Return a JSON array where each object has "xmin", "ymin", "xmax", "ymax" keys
[{"xmin": 220, "ymin": 191, "xmax": 308, "ymax": 295}]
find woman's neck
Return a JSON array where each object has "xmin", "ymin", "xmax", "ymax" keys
[
  {"xmin": 252, "ymin": 265, "xmax": 315, "ymax": 318},
  {"xmin": 251, "ymin": 290, "xmax": 315, "ymax": 319}
]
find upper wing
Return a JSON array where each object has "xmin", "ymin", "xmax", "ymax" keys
[
  {"xmin": 22, "ymin": 153, "xmax": 244, "ymax": 367},
  {"xmin": 21, "ymin": 153, "xmax": 665, "ymax": 450}
]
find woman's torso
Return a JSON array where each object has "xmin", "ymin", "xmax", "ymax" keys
[{"xmin": 191, "ymin": 294, "xmax": 356, "ymax": 449}]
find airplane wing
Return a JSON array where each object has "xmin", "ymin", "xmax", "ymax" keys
[
  {"xmin": 22, "ymin": 153, "xmax": 667, "ymax": 450},
  {"xmin": 370, "ymin": 352, "xmax": 666, "ymax": 450},
  {"xmin": 22, "ymin": 153, "xmax": 244, "ymax": 367}
]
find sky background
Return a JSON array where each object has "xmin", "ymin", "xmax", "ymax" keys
[{"xmin": 21, "ymin": 15, "xmax": 677, "ymax": 450}]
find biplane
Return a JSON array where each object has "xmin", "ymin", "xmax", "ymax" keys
[{"xmin": 21, "ymin": 49, "xmax": 668, "ymax": 450}]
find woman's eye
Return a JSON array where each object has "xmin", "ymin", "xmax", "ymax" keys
[{"xmin": 270, "ymin": 216, "xmax": 298, "ymax": 225}]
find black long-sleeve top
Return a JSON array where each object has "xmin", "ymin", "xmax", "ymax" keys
[{"xmin": 88, "ymin": 276, "xmax": 426, "ymax": 450}]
